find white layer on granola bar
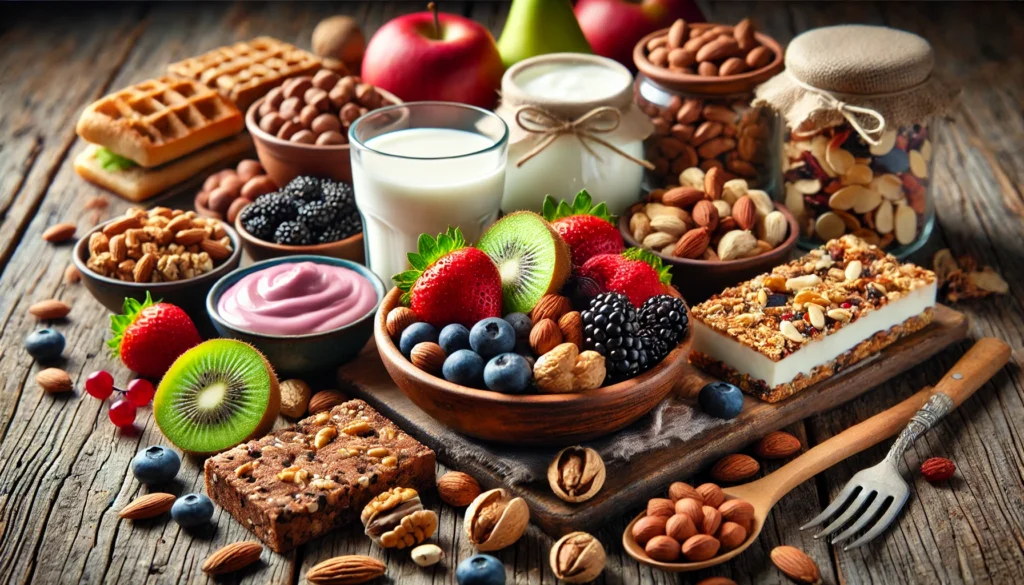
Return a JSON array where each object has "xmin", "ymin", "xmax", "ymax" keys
[{"xmin": 691, "ymin": 235, "xmax": 937, "ymax": 389}]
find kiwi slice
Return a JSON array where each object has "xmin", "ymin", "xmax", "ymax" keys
[
  {"xmin": 154, "ymin": 339, "xmax": 280, "ymax": 455},
  {"xmin": 477, "ymin": 211, "xmax": 571, "ymax": 314}
]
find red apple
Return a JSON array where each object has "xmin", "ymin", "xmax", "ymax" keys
[
  {"xmin": 574, "ymin": 0, "xmax": 705, "ymax": 68},
  {"xmin": 361, "ymin": 9, "xmax": 504, "ymax": 109}
]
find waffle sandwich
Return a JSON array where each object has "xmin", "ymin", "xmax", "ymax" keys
[
  {"xmin": 75, "ymin": 77, "xmax": 249, "ymax": 201},
  {"xmin": 168, "ymin": 37, "xmax": 324, "ymax": 110}
]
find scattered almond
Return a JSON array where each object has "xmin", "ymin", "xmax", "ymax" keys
[
  {"xmin": 385, "ymin": 307, "xmax": 418, "ymax": 339},
  {"xmin": 308, "ymin": 390, "xmax": 348, "ymax": 414},
  {"xmin": 118, "ymin": 493, "xmax": 176, "ymax": 520},
  {"xmin": 437, "ymin": 471, "xmax": 482, "ymax": 507},
  {"xmin": 531, "ymin": 294, "xmax": 571, "ymax": 322},
  {"xmin": 695, "ymin": 483, "xmax": 725, "ymax": 508},
  {"xmin": 710, "ymin": 454, "xmax": 760, "ymax": 482},
  {"xmin": 770, "ymin": 545, "xmax": 821, "ymax": 584},
  {"xmin": 633, "ymin": 515, "xmax": 669, "ymax": 546},
  {"xmin": 753, "ymin": 431, "xmax": 801, "ymax": 459},
  {"xmin": 202, "ymin": 541, "xmax": 263, "ymax": 575},
  {"xmin": 28, "ymin": 299, "xmax": 71, "ymax": 320},
  {"xmin": 37, "ymin": 368, "xmax": 72, "ymax": 393},
  {"xmin": 42, "ymin": 223, "xmax": 76, "ymax": 243},
  {"xmin": 697, "ymin": 578, "xmax": 738, "ymax": 585},
  {"xmin": 557, "ymin": 311, "xmax": 583, "ymax": 348},
  {"xmin": 410, "ymin": 342, "xmax": 446, "ymax": 375},
  {"xmin": 64, "ymin": 264, "xmax": 81, "ymax": 284},
  {"xmin": 305, "ymin": 555, "xmax": 386, "ymax": 584},
  {"xmin": 682, "ymin": 533, "xmax": 720, "ymax": 561},
  {"xmin": 920, "ymin": 457, "xmax": 956, "ymax": 482},
  {"xmin": 668, "ymin": 481, "xmax": 702, "ymax": 503},
  {"xmin": 530, "ymin": 318, "xmax": 563, "ymax": 356}
]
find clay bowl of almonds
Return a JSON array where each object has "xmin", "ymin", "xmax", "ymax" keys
[
  {"xmin": 246, "ymin": 69, "xmax": 402, "ymax": 187},
  {"xmin": 619, "ymin": 167, "xmax": 799, "ymax": 302},
  {"xmin": 73, "ymin": 207, "xmax": 241, "ymax": 319},
  {"xmin": 373, "ymin": 287, "xmax": 693, "ymax": 446}
]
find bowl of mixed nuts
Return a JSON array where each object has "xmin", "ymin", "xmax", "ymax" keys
[
  {"xmin": 73, "ymin": 207, "xmax": 241, "ymax": 318},
  {"xmin": 620, "ymin": 167, "xmax": 799, "ymax": 302}
]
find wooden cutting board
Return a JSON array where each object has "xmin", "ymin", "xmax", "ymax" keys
[{"xmin": 336, "ymin": 305, "xmax": 966, "ymax": 537}]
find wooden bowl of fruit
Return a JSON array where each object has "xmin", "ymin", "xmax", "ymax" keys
[{"xmin": 373, "ymin": 212, "xmax": 693, "ymax": 446}]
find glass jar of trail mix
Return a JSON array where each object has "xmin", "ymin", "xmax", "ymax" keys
[
  {"xmin": 755, "ymin": 25, "xmax": 959, "ymax": 258},
  {"xmin": 632, "ymin": 19, "xmax": 784, "ymax": 193}
]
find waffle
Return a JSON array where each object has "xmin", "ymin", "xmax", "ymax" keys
[
  {"xmin": 168, "ymin": 37, "xmax": 324, "ymax": 111},
  {"xmin": 76, "ymin": 77, "xmax": 243, "ymax": 168}
]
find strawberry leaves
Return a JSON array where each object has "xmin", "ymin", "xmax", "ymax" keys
[
  {"xmin": 393, "ymin": 227, "xmax": 469, "ymax": 301},
  {"xmin": 623, "ymin": 247, "xmax": 673, "ymax": 285},
  {"xmin": 108, "ymin": 291, "xmax": 156, "ymax": 356},
  {"xmin": 542, "ymin": 190, "xmax": 613, "ymax": 224}
]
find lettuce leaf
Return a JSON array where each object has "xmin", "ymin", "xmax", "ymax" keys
[{"xmin": 95, "ymin": 147, "xmax": 137, "ymax": 172}]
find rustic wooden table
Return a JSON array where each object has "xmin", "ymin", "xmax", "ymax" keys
[{"xmin": 1, "ymin": 2, "xmax": 1022, "ymax": 584}]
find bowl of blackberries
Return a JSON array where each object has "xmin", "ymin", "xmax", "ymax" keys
[{"xmin": 235, "ymin": 175, "xmax": 364, "ymax": 263}]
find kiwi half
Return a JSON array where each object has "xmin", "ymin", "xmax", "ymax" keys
[
  {"xmin": 154, "ymin": 339, "xmax": 280, "ymax": 455},
  {"xmin": 477, "ymin": 211, "xmax": 571, "ymax": 314}
]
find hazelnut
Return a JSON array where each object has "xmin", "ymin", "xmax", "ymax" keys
[
  {"xmin": 279, "ymin": 96, "xmax": 302, "ymax": 120},
  {"xmin": 241, "ymin": 176, "xmax": 277, "ymax": 201},
  {"xmin": 329, "ymin": 83, "xmax": 355, "ymax": 109},
  {"xmin": 277, "ymin": 120, "xmax": 301, "ymax": 140},
  {"xmin": 305, "ymin": 88, "xmax": 331, "ymax": 112},
  {"xmin": 264, "ymin": 86, "xmax": 284, "ymax": 109},
  {"xmin": 646, "ymin": 498, "xmax": 675, "ymax": 518},
  {"xmin": 312, "ymin": 113, "xmax": 342, "ymax": 135},
  {"xmin": 312, "ymin": 69, "xmax": 341, "ymax": 91},
  {"xmin": 312, "ymin": 16, "xmax": 366, "ymax": 69},
  {"xmin": 644, "ymin": 535, "xmax": 681, "ymax": 562},
  {"xmin": 226, "ymin": 198, "xmax": 250, "ymax": 224},
  {"xmin": 207, "ymin": 187, "xmax": 235, "ymax": 215},
  {"xmin": 280, "ymin": 379, "xmax": 312, "ymax": 419},
  {"xmin": 299, "ymin": 104, "xmax": 321, "ymax": 128},
  {"xmin": 259, "ymin": 112, "xmax": 285, "ymax": 135},
  {"xmin": 665, "ymin": 513, "xmax": 697, "ymax": 542},
  {"xmin": 316, "ymin": 131, "xmax": 346, "ymax": 146},
  {"xmin": 291, "ymin": 130, "xmax": 316, "ymax": 144},
  {"xmin": 340, "ymin": 102, "xmax": 361, "ymax": 125},
  {"xmin": 632, "ymin": 515, "xmax": 667, "ymax": 546},
  {"xmin": 283, "ymin": 76, "xmax": 313, "ymax": 99}
]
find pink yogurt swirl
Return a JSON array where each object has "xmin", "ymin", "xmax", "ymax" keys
[{"xmin": 217, "ymin": 261, "xmax": 377, "ymax": 335}]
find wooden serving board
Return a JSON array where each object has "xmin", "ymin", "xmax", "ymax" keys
[{"xmin": 337, "ymin": 305, "xmax": 967, "ymax": 537}]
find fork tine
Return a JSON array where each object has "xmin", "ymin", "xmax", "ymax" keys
[
  {"xmin": 801, "ymin": 482, "xmax": 859, "ymax": 531},
  {"xmin": 843, "ymin": 491, "xmax": 909, "ymax": 550},
  {"xmin": 815, "ymin": 489, "xmax": 873, "ymax": 540},
  {"xmin": 830, "ymin": 495, "xmax": 888, "ymax": 545}
]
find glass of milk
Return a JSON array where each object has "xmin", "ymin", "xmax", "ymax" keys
[{"xmin": 349, "ymin": 102, "xmax": 509, "ymax": 284}]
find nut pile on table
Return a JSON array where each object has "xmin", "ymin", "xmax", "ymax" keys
[
  {"xmin": 195, "ymin": 159, "xmax": 277, "ymax": 223},
  {"xmin": 628, "ymin": 167, "xmax": 789, "ymax": 261},
  {"xmin": 783, "ymin": 124, "xmax": 932, "ymax": 248}
]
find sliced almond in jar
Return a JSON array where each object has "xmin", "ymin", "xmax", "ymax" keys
[
  {"xmin": 871, "ymin": 173, "xmax": 904, "ymax": 200},
  {"xmin": 909, "ymin": 150, "xmax": 929, "ymax": 179},
  {"xmin": 920, "ymin": 139, "xmax": 933, "ymax": 162},
  {"xmin": 784, "ymin": 183, "xmax": 806, "ymax": 217},
  {"xmin": 894, "ymin": 203, "xmax": 917, "ymax": 245},
  {"xmin": 842, "ymin": 164, "xmax": 873, "ymax": 186},
  {"xmin": 874, "ymin": 200, "xmax": 894, "ymax": 234},
  {"xmin": 832, "ymin": 209, "xmax": 861, "ymax": 231},
  {"xmin": 828, "ymin": 185, "xmax": 867, "ymax": 211},
  {"xmin": 814, "ymin": 212, "xmax": 846, "ymax": 241},
  {"xmin": 825, "ymin": 145, "xmax": 855, "ymax": 175},
  {"xmin": 851, "ymin": 187, "xmax": 882, "ymax": 214},
  {"xmin": 869, "ymin": 128, "xmax": 897, "ymax": 156},
  {"xmin": 852, "ymin": 227, "xmax": 882, "ymax": 246},
  {"xmin": 790, "ymin": 178, "xmax": 820, "ymax": 195}
]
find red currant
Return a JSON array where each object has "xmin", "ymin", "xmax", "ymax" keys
[
  {"xmin": 126, "ymin": 379, "xmax": 156, "ymax": 406},
  {"xmin": 109, "ymin": 399, "xmax": 136, "ymax": 428},
  {"xmin": 780, "ymin": 313, "xmax": 794, "ymax": 321},
  {"xmin": 840, "ymin": 302, "xmax": 852, "ymax": 309},
  {"xmin": 85, "ymin": 370, "xmax": 114, "ymax": 400}
]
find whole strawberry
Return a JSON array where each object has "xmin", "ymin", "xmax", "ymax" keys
[
  {"xmin": 108, "ymin": 293, "xmax": 202, "ymax": 378},
  {"xmin": 543, "ymin": 190, "xmax": 624, "ymax": 268},
  {"xmin": 579, "ymin": 248, "xmax": 673, "ymax": 307},
  {"xmin": 393, "ymin": 227, "xmax": 502, "ymax": 328}
]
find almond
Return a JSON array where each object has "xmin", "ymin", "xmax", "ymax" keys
[
  {"xmin": 174, "ymin": 228, "xmax": 207, "ymax": 246},
  {"xmin": 717, "ymin": 230, "xmax": 757, "ymax": 261},
  {"xmin": 133, "ymin": 253, "xmax": 156, "ymax": 283},
  {"xmin": 647, "ymin": 497, "xmax": 676, "ymax": 518},
  {"xmin": 665, "ymin": 513, "xmax": 698, "ymax": 542},
  {"xmin": 530, "ymin": 319, "xmax": 563, "ymax": 356},
  {"xmin": 692, "ymin": 200, "xmax": 720, "ymax": 232},
  {"xmin": 717, "ymin": 522, "xmax": 748, "ymax": 551},
  {"xmin": 633, "ymin": 515, "xmax": 668, "ymax": 546},
  {"xmin": 674, "ymin": 497, "xmax": 704, "ymax": 527},
  {"xmin": 710, "ymin": 454, "xmax": 760, "ymax": 482},
  {"xmin": 704, "ymin": 166, "xmax": 725, "ymax": 199},
  {"xmin": 308, "ymin": 390, "xmax": 348, "ymax": 414},
  {"xmin": 306, "ymin": 555, "xmax": 386, "ymax": 585},
  {"xmin": 202, "ymin": 541, "xmax": 263, "ymax": 575},
  {"xmin": 119, "ymin": 493, "xmax": 176, "ymax": 519},
  {"xmin": 437, "ymin": 471, "xmax": 482, "ymax": 507},
  {"xmin": 697, "ymin": 578, "xmax": 738, "ymax": 585},
  {"xmin": 673, "ymin": 227, "xmax": 710, "ymax": 259},
  {"xmin": 668, "ymin": 481, "xmax": 702, "ymax": 503},
  {"xmin": 682, "ymin": 534, "xmax": 720, "ymax": 561},
  {"xmin": 759, "ymin": 210, "xmax": 789, "ymax": 246},
  {"xmin": 650, "ymin": 215, "xmax": 687, "ymax": 237},
  {"xmin": 200, "ymin": 238, "xmax": 232, "ymax": 261},
  {"xmin": 719, "ymin": 57, "xmax": 748, "ymax": 76},
  {"xmin": 733, "ymin": 17, "xmax": 756, "ymax": 49},
  {"xmin": 28, "ymin": 299, "xmax": 71, "ymax": 320},
  {"xmin": 920, "ymin": 457, "xmax": 956, "ymax": 482},
  {"xmin": 663, "ymin": 186, "xmax": 705, "ymax": 208},
  {"xmin": 557, "ymin": 311, "xmax": 583, "ymax": 348},
  {"xmin": 64, "ymin": 264, "xmax": 81, "ymax": 284},
  {"xmin": 530, "ymin": 294, "xmax": 571, "ymax": 322},
  {"xmin": 731, "ymin": 196, "xmax": 756, "ymax": 230},
  {"xmin": 695, "ymin": 483, "xmax": 724, "ymax": 508},
  {"xmin": 36, "ymin": 368, "xmax": 72, "ymax": 393},
  {"xmin": 746, "ymin": 45, "xmax": 773, "ymax": 69},
  {"xmin": 770, "ymin": 546, "xmax": 821, "ymax": 584},
  {"xmin": 102, "ymin": 215, "xmax": 142, "ymax": 237},
  {"xmin": 696, "ymin": 36, "xmax": 739, "ymax": 62},
  {"xmin": 385, "ymin": 307, "xmax": 418, "ymax": 339},
  {"xmin": 718, "ymin": 499, "xmax": 755, "ymax": 525},
  {"xmin": 410, "ymin": 342, "xmax": 445, "ymax": 375},
  {"xmin": 667, "ymin": 19, "xmax": 688, "ymax": 48},
  {"xmin": 701, "ymin": 505, "xmax": 722, "ymax": 536},
  {"xmin": 42, "ymin": 223, "xmax": 76, "ymax": 243},
  {"xmin": 753, "ymin": 431, "xmax": 801, "ymax": 459}
]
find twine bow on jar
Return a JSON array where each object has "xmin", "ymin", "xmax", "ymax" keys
[
  {"xmin": 513, "ymin": 105, "xmax": 655, "ymax": 170},
  {"xmin": 789, "ymin": 73, "xmax": 890, "ymax": 146}
]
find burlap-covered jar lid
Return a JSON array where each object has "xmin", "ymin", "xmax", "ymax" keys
[{"xmin": 754, "ymin": 25, "xmax": 959, "ymax": 145}]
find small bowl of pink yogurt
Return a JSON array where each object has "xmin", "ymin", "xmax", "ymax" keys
[{"xmin": 207, "ymin": 255, "xmax": 385, "ymax": 374}]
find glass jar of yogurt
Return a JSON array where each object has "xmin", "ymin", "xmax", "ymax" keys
[{"xmin": 495, "ymin": 53, "xmax": 654, "ymax": 216}]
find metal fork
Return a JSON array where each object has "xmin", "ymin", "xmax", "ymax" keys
[{"xmin": 800, "ymin": 392, "xmax": 955, "ymax": 549}]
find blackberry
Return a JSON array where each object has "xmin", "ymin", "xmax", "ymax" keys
[
  {"xmin": 240, "ymin": 211, "xmax": 275, "ymax": 241},
  {"xmin": 283, "ymin": 176, "xmax": 322, "ymax": 202},
  {"xmin": 637, "ymin": 295, "xmax": 689, "ymax": 345},
  {"xmin": 641, "ymin": 335, "xmax": 669, "ymax": 366},
  {"xmin": 321, "ymin": 180, "xmax": 355, "ymax": 207},
  {"xmin": 581, "ymin": 292, "xmax": 642, "ymax": 382},
  {"xmin": 274, "ymin": 221, "xmax": 312, "ymax": 245},
  {"xmin": 248, "ymin": 192, "xmax": 300, "ymax": 226},
  {"xmin": 298, "ymin": 200, "xmax": 339, "ymax": 231},
  {"xmin": 317, "ymin": 225, "xmax": 347, "ymax": 244}
]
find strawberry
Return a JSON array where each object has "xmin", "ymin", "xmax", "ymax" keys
[
  {"xmin": 108, "ymin": 293, "xmax": 202, "ymax": 378},
  {"xmin": 579, "ymin": 248, "xmax": 673, "ymax": 307},
  {"xmin": 393, "ymin": 227, "xmax": 502, "ymax": 328},
  {"xmin": 542, "ymin": 190, "xmax": 624, "ymax": 268}
]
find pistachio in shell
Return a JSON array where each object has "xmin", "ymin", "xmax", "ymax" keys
[
  {"xmin": 550, "ymin": 531, "xmax": 606, "ymax": 583},
  {"xmin": 547, "ymin": 446, "xmax": 605, "ymax": 503},
  {"xmin": 464, "ymin": 488, "xmax": 530, "ymax": 552}
]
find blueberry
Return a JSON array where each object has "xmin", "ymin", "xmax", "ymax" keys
[
  {"xmin": 873, "ymin": 147, "xmax": 909, "ymax": 173},
  {"xmin": 456, "ymin": 554, "xmax": 506, "ymax": 585},
  {"xmin": 443, "ymin": 349, "xmax": 485, "ymax": 387},
  {"xmin": 24, "ymin": 329, "xmax": 65, "ymax": 362},
  {"xmin": 503, "ymin": 312, "xmax": 533, "ymax": 340},
  {"xmin": 131, "ymin": 445, "xmax": 181, "ymax": 485},
  {"xmin": 439, "ymin": 324, "xmax": 472, "ymax": 354},
  {"xmin": 483, "ymin": 353, "xmax": 532, "ymax": 394},
  {"xmin": 171, "ymin": 493, "xmax": 215, "ymax": 527},
  {"xmin": 400, "ymin": 322, "xmax": 438, "ymax": 357},
  {"xmin": 698, "ymin": 381, "xmax": 744, "ymax": 419},
  {"xmin": 469, "ymin": 318, "xmax": 516, "ymax": 358}
]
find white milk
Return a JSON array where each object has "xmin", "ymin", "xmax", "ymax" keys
[
  {"xmin": 501, "ymin": 61, "xmax": 645, "ymax": 215},
  {"xmin": 352, "ymin": 128, "xmax": 505, "ymax": 283}
]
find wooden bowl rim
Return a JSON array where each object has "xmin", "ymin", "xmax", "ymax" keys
[
  {"xmin": 375, "ymin": 287, "xmax": 694, "ymax": 406},
  {"xmin": 633, "ymin": 23, "xmax": 785, "ymax": 92},
  {"xmin": 234, "ymin": 214, "xmax": 363, "ymax": 254},
  {"xmin": 619, "ymin": 201, "xmax": 799, "ymax": 271}
]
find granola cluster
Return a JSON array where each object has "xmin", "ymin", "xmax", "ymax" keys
[
  {"xmin": 691, "ymin": 235, "xmax": 936, "ymax": 360},
  {"xmin": 86, "ymin": 207, "xmax": 233, "ymax": 283}
]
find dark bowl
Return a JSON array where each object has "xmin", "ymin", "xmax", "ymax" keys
[
  {"xmin": 234, "ymin": 214, "xmax": 365, "ymax": 264},
  {"xmin": 619, "ymin": 202, "xmax": 800, "ymax": 303},
  {"xmin": 245, "ymin": 88, "xmax": 402, "ymax": 187},
  {"xmin": 374, "ymin": 287, "xmax": 693, "ymax": 446},
  {"xmin": 73, "ymin": 217, "xmax": 243, "ymax": 321},
  {"xmin": 206, "ymin": 255, "xmax": 385, "ymax": 375}
]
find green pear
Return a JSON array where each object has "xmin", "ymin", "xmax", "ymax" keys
[{"xmin": 497, "ymin": 0, "xmax": 593, "ymax": 68}]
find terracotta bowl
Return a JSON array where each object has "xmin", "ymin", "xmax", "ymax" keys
[
  {"xmin": 374, "ymin": 288, "xmax": 694, "ymax": 446},
  {"xmin": 619, "ymin": 202, "xmax": 799, "ymax": 303},
  {"xmin": 245, "ymin": 88, "xmax": 402, "ymax": 187},
  {"xmin": 73, "ymin": 217, "xmax": 242, "ymax": 321},
  {"xmin": 234, "ymin": 214, "xmax": 365, "ymax": 264}
]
